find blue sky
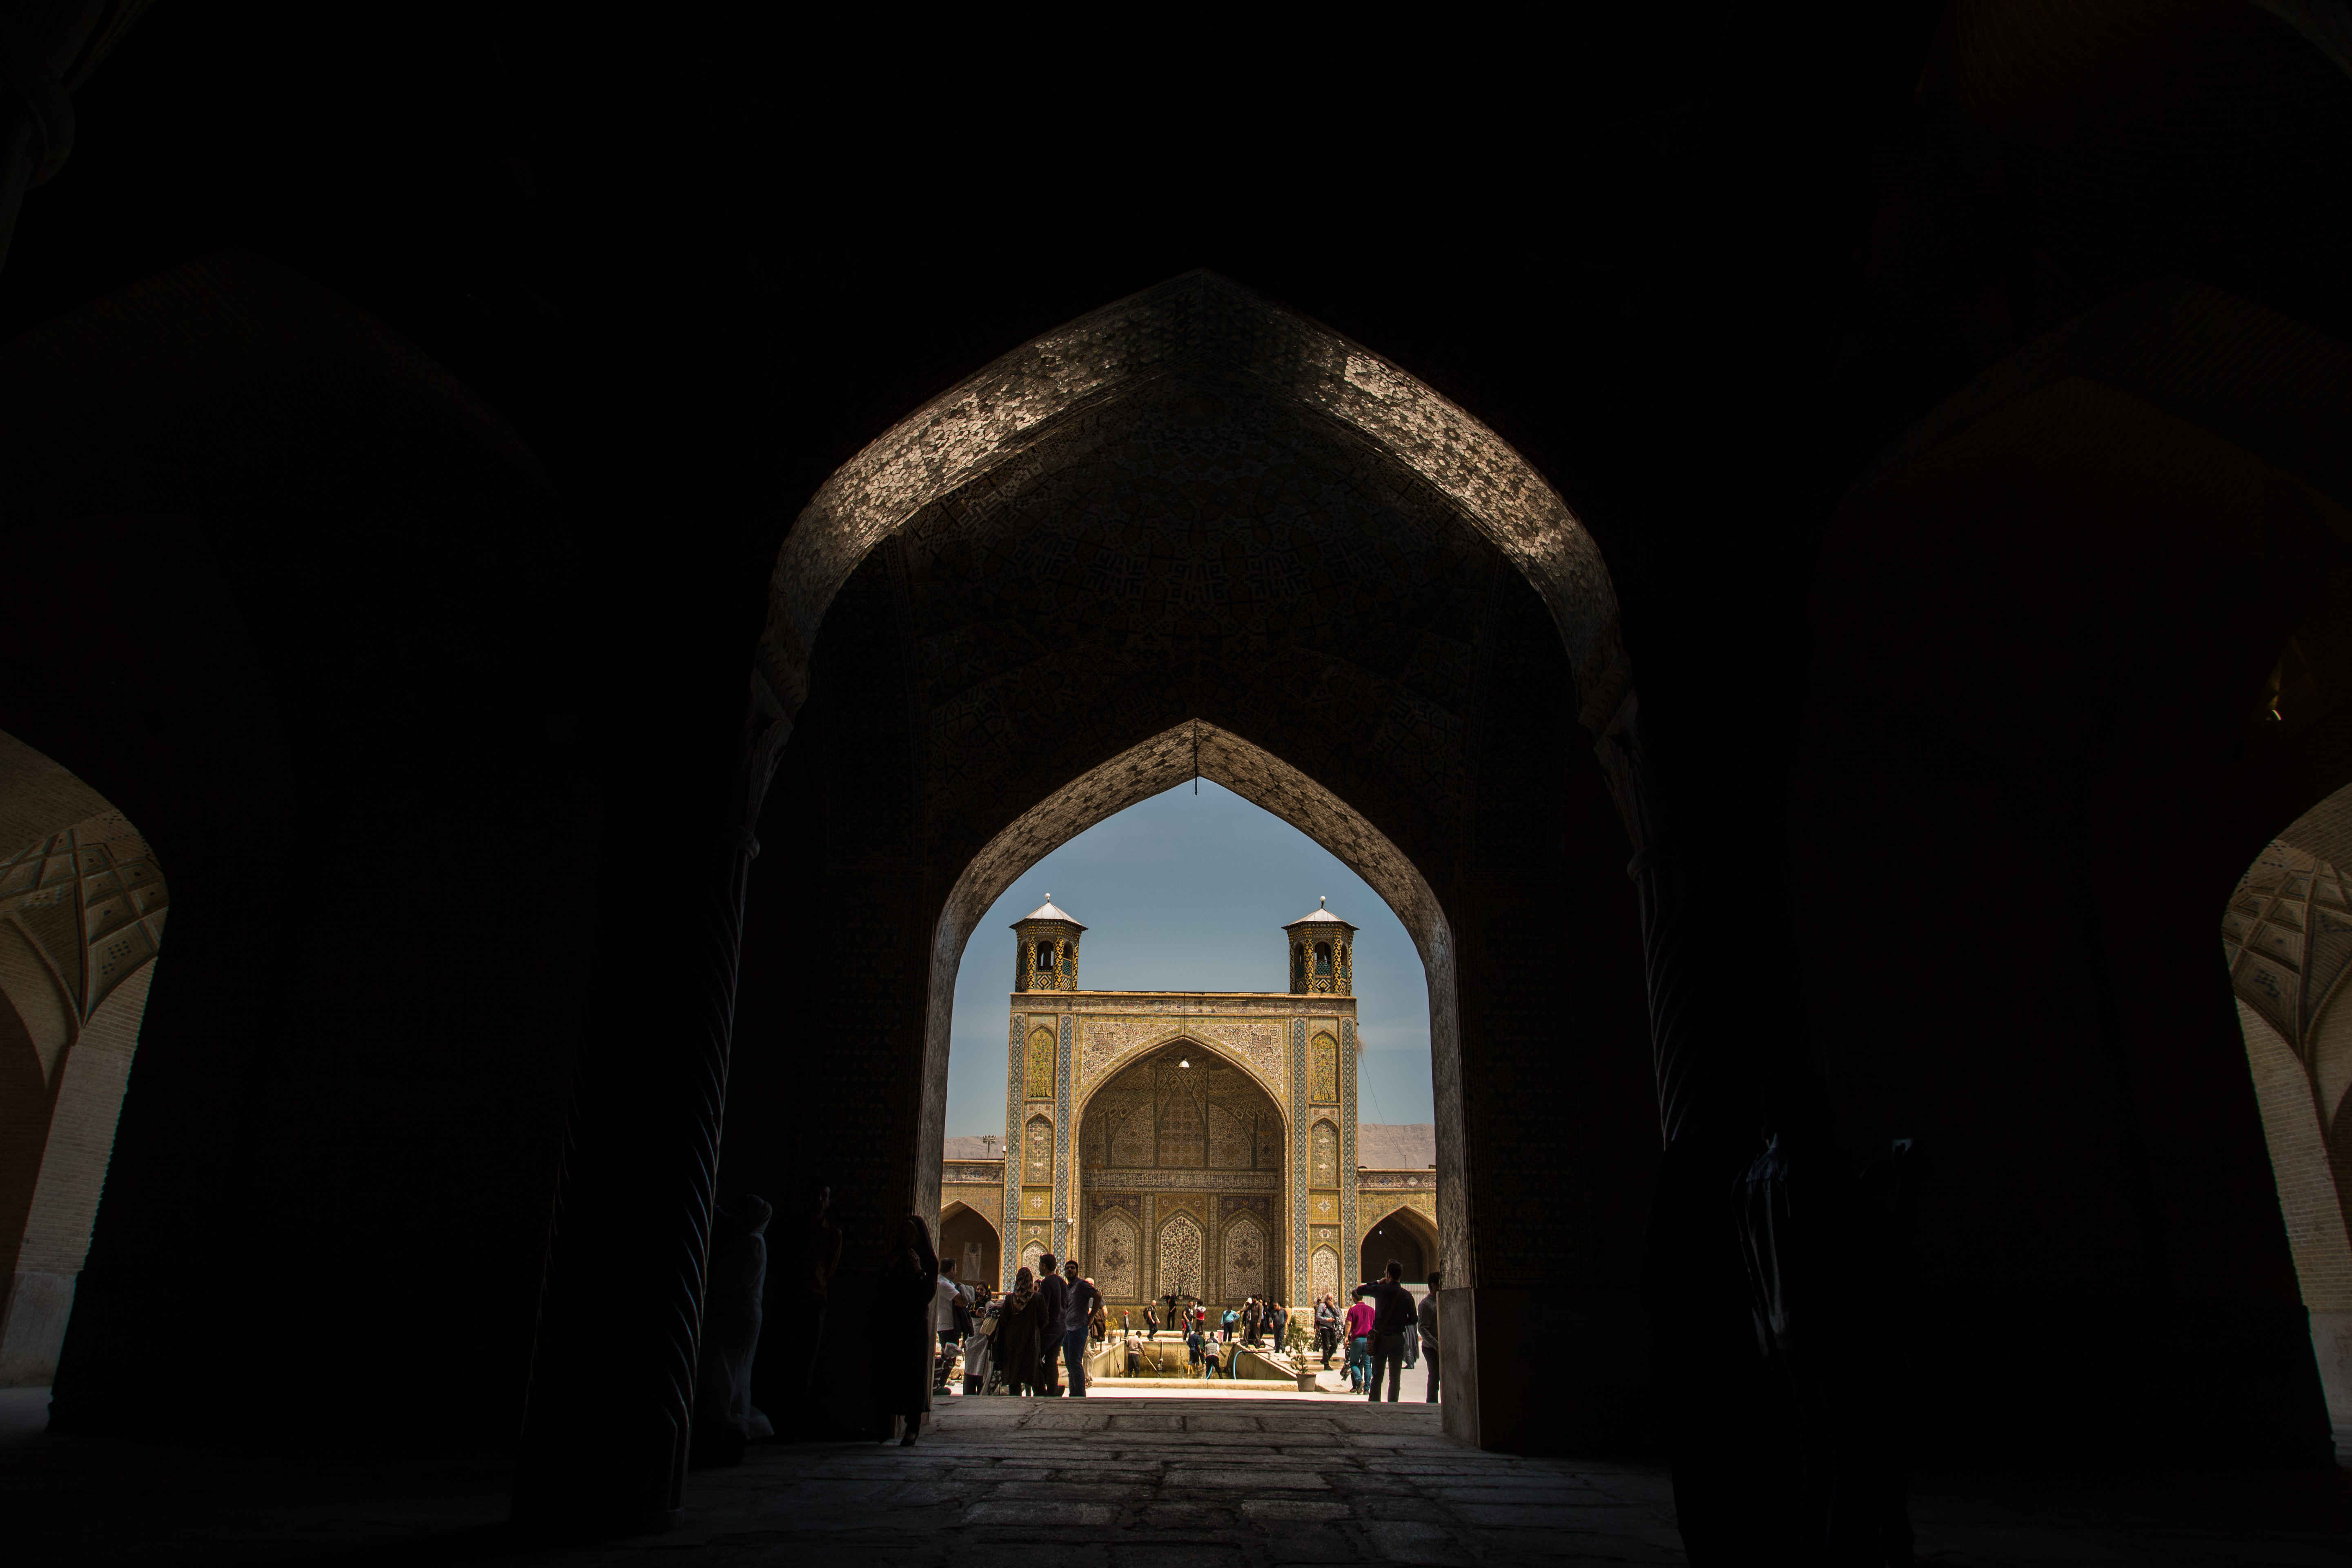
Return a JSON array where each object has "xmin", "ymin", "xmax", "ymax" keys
[{"xmin": 945, "ymin": 780, "xmax": 1434, "ymax": 1137}]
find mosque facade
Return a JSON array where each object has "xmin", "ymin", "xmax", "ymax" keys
[{"xmin": 940, "ymin": 898, "xmax": 1439, "ymax": 1314}]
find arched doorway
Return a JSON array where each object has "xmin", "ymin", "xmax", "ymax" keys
[
  {"xmin": 679, "ymin": 269, "xmax": 1656, "ymax": 1495},
  {"xmin": 1360, "ymin": 1205, "xmax": 1439, "ymax": 1285},
  {"xmin": 2223, "ymin": 821, "xmax": 2352, "ymax": 1465},
  {"xmin": 1076, "ymin": 1042, "xmax": 1284, "ymax": 1313},
  {"xmin": 938, "ymin": 1201, "xmax": 1000, "ymax": 1294},
  {"xmin": 0, "ymin": 730, "xmax": 169, "ymax": 1387}
]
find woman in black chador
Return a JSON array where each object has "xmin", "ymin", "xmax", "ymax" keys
[
  {"xmin": 870, "ymin": 1214, "xmax": 938, "ymax": 1444},
  {"xmin": 993, "ymin": 1265, "xmax": 1047, "ymax": 1396}
]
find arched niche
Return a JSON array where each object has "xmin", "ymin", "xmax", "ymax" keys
[
  {"xmin": 1077, "ymin": 1041, "xmax": 1284, "ymax": 1310},
  {"xmin": 2223, "ymin": 803, "xmax": 2352, "ymax": 1467},
  {"xmin": 720, "ymin": 270, "xmax": 1654, "ymax": 1463},
  {"xmin": 0, "ymin": 730, "xmax": 169, "ymax": 1387},
  {"xmin": 1360, "ymin": 1204, "xmax": 1441, "ymax": 1286},
  {"xmin": 937, "ymin": 1200, "xmax": 1000, "ymax": 1296}
]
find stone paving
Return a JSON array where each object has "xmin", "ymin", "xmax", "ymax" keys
[{"xmin": 4, "ymin": 1391, "xmax": 2352, "ymax": 1565}]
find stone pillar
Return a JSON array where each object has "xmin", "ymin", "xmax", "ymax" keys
[
  {"xmin": 512, "ymin": 670, "xmax": 792, "ymax": 1533},
  {"xmin": 1339, "ymin": 1018, "xmax": 1359, "ymax": 1279},
  {"xmin": 0, "ymin": 963, "xmax": 155, "ymax": 1386},
  {"xmin": 1288, "ymin": 1018, "xmax": 1310, "ymax": 1307},
  {"xmin": 1055, "ymin": 1012, "xmax": 1075, "ymax": 1264},
  {"xmin": 1000, "ymin": 1011, "xmax": 1023, "ymax": 1292},
  {"xmin": 511, "ymin": 824, "xmax": 757, "ymax": 1533}
]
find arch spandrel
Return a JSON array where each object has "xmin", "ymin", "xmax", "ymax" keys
[
  {"xmin": 1074, "ymin": 1034, "xmax": 1290, "ymax": 1136},
  {"xmin": 1075, "ymin": 1020, "xmax": 1290, "ymax": 1112}
]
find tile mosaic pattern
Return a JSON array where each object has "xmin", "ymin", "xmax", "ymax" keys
[
  {"xmin": 1154, "ymin": 1211, "xmax": 1203, "ymax": 1302},
  {"xmin": 1340, "ymin": 1018, "xmax": 1359, "ymax": 1270},
  {"xmin": 1000, "ymin": 1011, "xmax": 1024, "ymax": 1287}
]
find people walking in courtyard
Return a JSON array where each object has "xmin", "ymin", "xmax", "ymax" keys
[
  {"xmin": 1315, "ymin": 1293, "xmax": 1340, "ymax": 1368},
  {"xmin": 1185, "ymin": 1316, "xmax": 1205, "ymax": 1371},
  {"xmin": 1221, "ymin": 1304, "xmax": 1238, "ymax": 1342},
  {"xmin": 995, "ymin": 1266, "xmax": 1046, "ymax": 1396},
  {"xmin": 1356, "ymin": 1259, "xmax": 1418, "ymax": 1403},
  {"xmin": 1143, "ymin": 1303, "xmax": 1159, "ymax": 1340},
  {"xmin": 1421, "ymin": 1269, "xmax": 1443, "ymax": 1403},
  {"xmin": 871, "ymin": 1215, "xmax": 939, "ymax": 1444},
  {"xmin": 1243, "ymin": 1296, "xmax": 1261, "ymax": 1346},
  {"xmin": 1402, "ymin": 1303, "xmax": 1420, "ymax": 1370}
]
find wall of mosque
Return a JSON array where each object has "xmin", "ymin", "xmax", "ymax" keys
[{"xmin": 942, "ymin": 980, "xmax": 1440, "ymax": 1311}]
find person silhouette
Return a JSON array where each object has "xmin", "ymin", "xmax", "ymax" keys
[{"xmin": 1737, "ymin": 1068, "xmax": 1900, "ymax": 1566}]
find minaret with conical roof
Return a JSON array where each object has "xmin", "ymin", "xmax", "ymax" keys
[
  {"xmin": 1013, "ymin": 896, "xmax": 1085, "ymax": 992},
  {"xmin": 1284, "ymin": 895, "xmax": 1357, "ymax": 995}
]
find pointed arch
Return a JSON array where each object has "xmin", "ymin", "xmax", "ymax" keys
[
  {"xmin": 938, "ymin": 1200, "xmax": 1001, "ymax": 1296},
  {"xmin": 0, "ymin": 729, "xmax": 169, "ymax": 1385},
  {"xmin": 1360, "ymin": 1203, "xmax": 1441, "ymax": 1284},
  {"xmin": 2223, "ymin": 804, "xmax": 2352, "ymax": 1461},
  {"xmin": 755, "ymin": 271, "xmax": 1626, "ymax": 757}
]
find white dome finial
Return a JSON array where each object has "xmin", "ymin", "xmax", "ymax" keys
[{"xmin": 1319, "ymin": 894, "xmax": 1326, "ymax": 908}]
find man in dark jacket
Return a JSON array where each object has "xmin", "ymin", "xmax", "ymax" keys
[
  {"xmin": 1035, "ymin": 1254, "xmax": 1067, "ymax": 1396},
  {"xmin": 1059, "ymin": 1258, "xmax": 1101, "ymax": 1396},
  {"xmin": 1353, "ymin": 1260, "xmax": 1419, "ymax": 1403}
]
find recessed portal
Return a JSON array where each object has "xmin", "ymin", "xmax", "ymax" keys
[{"xmin": 936, "ymin": 779, "xmax": 1441, "ymax": 1310}]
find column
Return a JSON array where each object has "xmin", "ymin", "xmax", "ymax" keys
[
  {"xmin": 1000, "ymin": 1010, "xmax": 1023, "ymax": 1290},
  {"xmin": 1340, "ymin": 1018, "xmax": 1359, "ymax": 1279},
  {"xmin": 1289, "ymin": 1017, "xmax": 1310, "ymax": 1306}
]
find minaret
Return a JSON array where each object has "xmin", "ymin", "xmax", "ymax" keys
[
  {"xmin": 1284, "ymin": 895, "xmax": 1357, "ymax": 995},
  {"xmin": 1013, "ymin": 897, "xmax": 1085, "ymax": 992}
]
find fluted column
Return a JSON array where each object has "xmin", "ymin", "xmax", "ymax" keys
[{"xmin": 512, "ymin": 666, "xmax": 799, "ymax": 1533}]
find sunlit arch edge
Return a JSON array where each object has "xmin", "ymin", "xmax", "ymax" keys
[{"xmin": 756, "ymin": 269, "xmax": 1627, "ymax": 733}]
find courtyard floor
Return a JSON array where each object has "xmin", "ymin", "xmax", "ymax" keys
[{"xmin": 2, "ymin": 1387, "xmax": 2349, "ymax": 1565}]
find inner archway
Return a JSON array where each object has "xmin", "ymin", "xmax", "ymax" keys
[
  {"xmin": 2223, "ymin": 797, "xmax": 2352, "ymax": 1465},
  {"xmin": 938, "ymin": 1200, "xmax": 999, "ymax": 1294},
  {"xmin": 0, "ymin": 730, "xmax": 169, "ymax": 1388},
  {"xmin": 1361, "ymin": 1204, "xmax": 1440, "ymax": 1286},
  {"xmin": 712, "ymin": 269, "xmax": 1657, "ymax": 1462},
  {"xmin": 1077, "ymin": 1042, "xmax": 1285, "ymax": 1314},
  {"xmin": 920, "ymin": 722, "xmax": 1462, "ymax": 1310}
]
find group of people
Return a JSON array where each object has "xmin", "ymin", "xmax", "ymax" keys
[
  {"xmin": 958, "ymin": 1253, "xmax": 1106, "ymax": 1401},
  {"xmin": 1128, "ymin": 1293, "xmax": 1291, "ymax": 1349},
  {"xmin": 702, "ymin": 1183, "xmax": 1451, "ymax": 1455}
]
